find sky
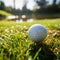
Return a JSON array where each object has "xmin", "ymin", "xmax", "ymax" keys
[{"xmin": 2, "ymin": 0, "xmax": 60, "ymax": 10}]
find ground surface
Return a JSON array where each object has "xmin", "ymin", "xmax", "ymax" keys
[{"xmin": 0, "ymin": 19, "xmax": 60, "ymax": 60}]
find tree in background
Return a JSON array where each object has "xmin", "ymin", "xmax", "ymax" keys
[
  {"xmin": 47, "ymin": 0, "xmax": 60, "ymax": 13},
  {"xmin": 58, "ymin": 1, "xmax": 60, "ymax": 10},
  {"xmin": 53, "ymin": 0, "xmax": 57, "ymax": 5},
  {"xmin": 0, "ymin": 1, "xmax": 5, "ymax": 10},
  {"xmin": 22, "ymin": 0, "xmax": 27, "ymax": 13},
  {"xmin": 34, "ymin": 0, "xmax": 48, "ymax": 14},
  {"xmin": 52, "ymin": 0, "xmax": 57, "ymax": 13},
  {"xmin": 13, "ymin": 0, "xmax": 15, "ymax": 9},
  {"xmin": 35, "ymin": 0, "xmax": 48, "ymax": 9},
  {"xmin": 0, "ymin": 1, "xmax": 6, "ymax": 19}
]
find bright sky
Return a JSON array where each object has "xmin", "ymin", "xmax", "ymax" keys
[
  {"xmin": 27, "ymin": 0, "xmax": 38, "ymax": 10},
  {"xmin": 3, "ymin": 0, "xmax": 25, "ymax": 10},
  {"xmin": 2, "ymin": 0, "xmax": 60, "ymax": 10}
]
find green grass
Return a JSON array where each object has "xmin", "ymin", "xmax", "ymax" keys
[
  {"xmin": 0, "ymin": 19, "xmax": 60, "ymax": 60},
  {"xmin": 0, "ymin": 10, "xmax": 12, "ymax": 16}
]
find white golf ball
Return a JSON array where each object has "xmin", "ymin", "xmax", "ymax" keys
[{"xmin": 28, "ymin": 24, "xmax": 47, "ymax": 42}]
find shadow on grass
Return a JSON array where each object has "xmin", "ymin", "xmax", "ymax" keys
[{"xmin": 29, "ymin": 42, "xmax": 56, "ymax": 60}]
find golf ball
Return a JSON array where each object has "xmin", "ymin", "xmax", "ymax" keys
[{"xmin": 28, "ymin": 24, "xmax": 47, "ymax": 42}]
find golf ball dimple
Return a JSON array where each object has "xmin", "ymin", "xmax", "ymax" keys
[{"xmin": 28, "ymin": 24, "xmax": 47, "ymax": 42}]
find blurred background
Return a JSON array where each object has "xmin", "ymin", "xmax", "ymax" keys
[
  {"xmin": 0, "ymin": 1, "xmax": 60, "ymax": 60},
  {"xmin": 0, "ymin": 0, "xmax": 60, "ymax": 21}
]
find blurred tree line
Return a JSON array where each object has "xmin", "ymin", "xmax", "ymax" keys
[
  {"xmin": 0, "ymin": 1, "xmax": 5, "ymax": 10},
  {"xmin": 34, "ymin": 0, "xmax": 60, "ymax": 19},
  {"xmin": 35, "ymin": 0, "xmax": 60, "ymax": 13},
  {"xmin": 0, "ymin": 0, "xmax": 60, "ymax": 19},
  {"xmin": 0, "ymin": 1, "xmax": 6, "ymax": 19}
]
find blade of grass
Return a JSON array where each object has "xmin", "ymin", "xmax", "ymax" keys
[
  {"xmin": 1, "ymin": 49, "xmax": 4, "ymax": 60},
  {"xmin": 33, "ymin": 48, "xmax": 41, "ymax": 60}
]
